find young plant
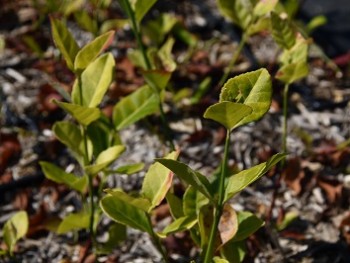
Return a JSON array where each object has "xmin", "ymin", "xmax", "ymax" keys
[
  {"xmin": 270, "ymin": 11, "xmax": 309, "ymax": 155},
  {"xmin": 217, "ymin": 0, "xmax": 277, "ymax": 86},
  {"xmin": 100, "ymin": 68, "xmax": 285, "ymax": 262},
  {"xmin": 0, "ymin": 211, "xmax": 29, "ymax": 258},
  {"xmin": 39, "ymin": 18, "xmax": 143, "ymax": 252}
]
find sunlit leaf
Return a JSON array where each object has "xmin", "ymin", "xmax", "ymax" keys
[
  {"xmin": 213, "ymin": 257, "xmax": 230, "ymax": 263},
  {"xmin": 218, "ymin": 204, "xmax": 238, "ymax": 247},
  {"xmin": 74, "ymin": 31, "xmax": 115, "ymax": 71},
  {"xmin": 253, "ymin": 0, "xmax": 278, "ymax": 17},
  {"xmin": 100, "ymin": 194, "xmax": 153, "ymax": 234},
  {"xmin": 85, "ymin": 145, "xmax": 125, "ymax": 174},
  {"xmin": 158, "ymin": 216, "xmax": 197, "ymax": 238},
  {"xmin": 3, "ymin": 211, "xmax": 28, "ymax": 255},
  {"xmin": 112, "ymin": 163, "xmax": 145, "ymax": 174},
  {"xmin": 156, "ymin": 159, "xmax": 214, "ymax": 202},
  {"xmin": 53, "ymin": 100, "xmax": 101, "ymax": 126},
  {"xmin": 270, "ymin": 12, "xmax": 296, "ymax": 50},
  {"xmin": 72, "ymin": 53, "xmax": 115, "ymax": 107},
  {"xmin": 204, "ymin": 102, "xmax": 252, "ymax": 130},
  {"xmin": 113, "ymin": 85, "xmax": 159, "ymax": 130},
  {"xmin": 158, "ymin": 37, "xmax": 176, "ymax": 72},
  {"xmin": 231, "ymin": 211, "xmax": 264, "ymax": 241},
  {"xmin": 279, "ymin": 35, "xmax": 309, "ymax": 65},
  {"xmin": 276, "ymin": 61, "xmax": 308, "ymax": 84},
  {"xmin": 57, "ymin": 211, "xmax": 90, "ymax": 234},
  {"xmin": 219, "ymin": 68, "xmax": 272, "ymax": 128},
  {"xmin": 276, "ymin": 211, "xmax": 298, "ymax": 231},
  {"xmin": 50, "ymin": 17, "xmax": 79, "ymax": 71},
  {"xmin": 143, "ymin": 70, "xmax": 172, "ymax": 92},
  {"xmin": 224, "ymin": 153, "xmax": 285, "ymax": 202},
  {"xmin": 40, "ymin": 162, "xmax": 87, "ymax": 193},
  {"xmin": 134, "ymin": 0, "xmax": 158, "ymax": 24},
  {"xmin": 142, "ymin": 151, "xmax": 179, "ymax": 210},
  {"xmin": 104, "ymin": 189, "xmax": 151, "ymax": 212},
  {"xmin": 217, "ymin": 0, "xmax": 253, "ymax": 29}
]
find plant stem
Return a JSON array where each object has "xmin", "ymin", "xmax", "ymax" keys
[
  {"xmin": 282, "ymin": 83, "xmax": 290, "ymax": 156},
  {"xmin": 203, "ymin": 130, "xmax": 231, "ymax": 263},
  {"xmin": 122, "ymin": 0, "xmax": 175, "ymax": 150},
  {"xmin": 147, "ymin": 216, "xmax": 169, "ymax": 263},
  {"xmin": 78, "ymin": 75, "xmax": 96, "ymax": 244},
  {"xmin": 218, "ymin": 34, "xmax": 247, "ymax": 87}
]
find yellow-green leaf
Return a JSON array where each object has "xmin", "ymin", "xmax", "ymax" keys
[
  {"xmin": 276, "ymin": 61, "xmax": 309, "ymax": 84},
  {"xmin": 72, "ymin": 53, "xmax": 115, "ymax": 107},
  {"xmin": 54, "ymin": 100, "xmax": 101, "ymax": 126},
  {"xmin": 270, "ymin": 12, "xmax": 296, "ymax": 50},
  {"xmin": 217, "ymin": 0, "xmax": 253, "ymax": 29},
  {"xmin": 74, "ymin": 31, "xmax": 115, "ymax": 71},
  {"xmin": 50, "ymin": 17, "xmax": 79, "ymax": 71},
  {"xmin": 3, "ymin": 211, "xmax": 28, "ymax": 255},
  {"xmin": 253, "ymin": 0, "xmax": 278, "ymax": 17},
  {"xmin": 134, "ymin": 0, "xmax": 158, "ymax": 24},
  {"xmin": 158, "ymin": 216, "xmax": 197, "ymax": 238},
  {"xmin": 57, "ymin": 211, "xmax": 90, "ymax": 234}
]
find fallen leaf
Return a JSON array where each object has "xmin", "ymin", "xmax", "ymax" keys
[
  {"xmin": 318, "ymin": 178, "xmax": 343, "ymax": 203},
  {"xmin": 282, "ymin": 157, "xmax": 304, "ymax": 194}
]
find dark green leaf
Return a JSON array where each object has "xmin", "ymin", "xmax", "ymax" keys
[
  {"xmin": 100, "ymin": 194, "xmax": 153, "ymax": 234},
  {"xmin": 166, "ymin": 192, "xmax": 184, "ymax": 219},
  {"xmin": 231, "ymin": 211, "xmax": 264, "ymax": 241},
  {"xmin": 183, "ymin": 186, "xmax": 209, "ymax": 217},
  {"xmin": 221, "ymin": 240, "xmax": 246, "ymax": 263}
]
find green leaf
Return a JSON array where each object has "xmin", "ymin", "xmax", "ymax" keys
[
  {"xmin": 104, "ymin": 189, "xmax": 151, "ymax": 212},
  {"xmin": 198, "ymin": 204, "xmax": 215, "ymax": 249},
  {"xmin": 158, "ymin": 216, "xmax": 197, "ymax": 238},
  {"xmin": 112, "ymin": 163, "xmax": 145, "ymax": 174},
  {"xmin": 221, "ymin": 240, "xmax": 246, "ymax": 263},
  {"xmin": 270, "ymin": 12, "xmax": 296, "ymax": 50},
  {"xmin": 183, "ymin": 186, "xmax": 209, "ymax": 217},
  {"xmin": 100, "ymin": 194, "xmax": 153, "ymax": 234},
  {"xmin": 276, "ymin": 61, "xmax": 308, "ymax": 84},
  {"xmin": 134, "ymin": 0, "xmax": 158, "ymax": 24},
  {"xmin": 204, "ymin": 102, "xmax": 252, "ymax": 130},
  {"xmin": 50, "ymin": 17, "xmax": 79, "ymax": 71},
  {"xmin": 53, "ymin": 100, "xmax": 101, "ymax": 126},
  {"xmin": 113, "ymin": 85, "xmax": 159, "ymax": 130},
  {"xmin": 40, "ymin": 161, "xmax": 87, "ymax": 193},
  {"xmin": 276, "ymin": 211, "xmax": 298, "ymax": 231},
  {"xmin": 102, "ymin": 223, "xmax": 127, "ymax": 252},
  {"xmin": 213, "ymin": 257, "xmax": 230, "ymax": 263},
  {"xmin": 219, "ymin": 68, "xmax": 272, "ymax": 128},
  {"xmin": 85, "ymin": 145, "xmax": 125, "ymax": 174},
  {"xmin": 142, "ymin": 151, "xmax": 179, "ymax": 210},
  {"xmin": 224, "ymin": 153, "xmax": 285, "ymax": 202},
  {"xmin": 143, "ymin": 13, "xmax": 178, "ymax": 45},
  {"xmin": 57, "ymin": 211, "xmax": 90, "ymax": 234},
  {"xmin": 52, "ymin": 121, "xmax": 93, "ymax": 163},
  {"xmin": 74, "ymin": 10, "xmax": 98, "ymax": 35},
  {"xmin": 166, "ymin": 192, "xmax": 184, "ymax": 219},
  {"xmin": 217, "ymin": 0, "xmax": 253, "ymax": 29},
  {"xmin": 279, "ymin": 35, "xmax": 309, "ymax": 65},
  {"xmin": 231, "ymin": 211, "xmax": 264, "ymax": 242},
  {"xmin": 253, "ymin": 0, "xmax": 278, "ymax": 17},
  {"xmin": 74, "ymin": 31, "xmax": 115, "ymax": 71},
  {"xmin": 306, "ymin": 15, "xmax": 327, "ymax": 34},
  {"xmin": 3, "ymin": 211, "xmax": 28, "ymax": 255},
  {"xmin": 72, "ymin": 53, "xmax": 115, "ymax": 107},
  {"xmin": 158, "ymin": 37, "xmax": 177, "ymax": 72},
  {"xmin": 246, "ymin": 16, "xmax": 270, "ymax": 36},
  {"xmin": 155, "ymin": 159, "xmax": 214, "ymax": 202},
  {"xmin": 143, "ymin": 70, "xmax": 172, "ymax": 92}
]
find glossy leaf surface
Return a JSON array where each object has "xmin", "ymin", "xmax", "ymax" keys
[
  {"xmin": 113, "ymin": 85, "xmax": 159, "ymax": 130},
  {"xmin": 100, "ymin": 194, "xmax": 153, "ymax": 234},
  {"xmin": 72, "ymin": 53, "xmax": 115, "ymax": 107},
  {"xmin": 142, "ymin": 151, "xmax": 179, "ymax": 210},
  {"xmin": 219, "ymin": 69, "xmax": 272, "ymax": 128},
  {"xmin": 74, "ymin": 31, "xmax": 115, "ymax": 71}
]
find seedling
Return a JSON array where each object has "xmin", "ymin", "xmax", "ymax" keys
[{"xmin": 100, "ymin": 68, "xmax": 285, "ymax": 262}]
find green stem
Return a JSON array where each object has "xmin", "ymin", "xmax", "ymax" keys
[
  {"xmin": 218, "ymin": 34, "xmax": 247, "ymax": 87},
  {"xmin": 122, "ymin": 0, "xmax": 151, "ymax": 70},
  {"xmin": 282, "ymin": 83, "xmax": 290, "ymax": 155},
  {"xmin": 203, "ymin": 130, "xmax": 231, "ymax": 263},
  {"xmin": 77, "ymin": 75, "xmax": 96, "ymax": 244},
  {"xmin": 147, "ymin": 216, "xmax": 169, "ymax": 263},
  {"xmin": 122, "ymin": 0, "xmax": 175, "ymax": 150}
]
